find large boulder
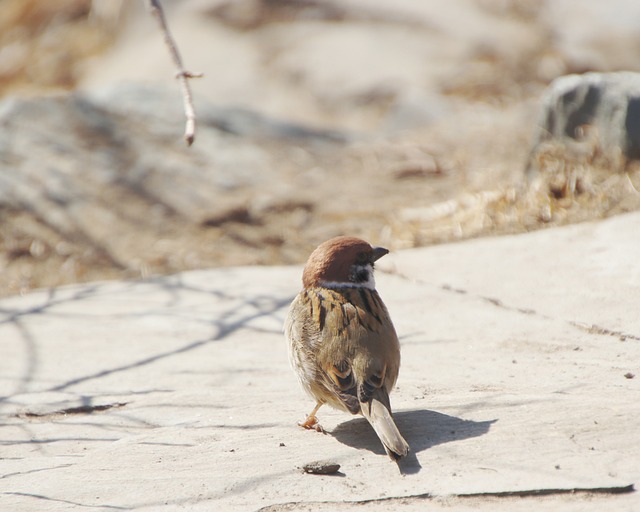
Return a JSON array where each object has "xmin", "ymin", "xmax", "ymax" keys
[{"xmin": 528, "ymin": 72, "xmax": 640, "ymax": 171}]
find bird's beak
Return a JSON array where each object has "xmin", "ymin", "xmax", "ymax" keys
[{"xmin": 371, "ymin": 246, "xmax": 389, "ymax": 262}]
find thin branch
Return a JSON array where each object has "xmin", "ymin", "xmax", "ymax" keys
[{"xmin": 147, "ymin": 0, "xmax": 202, "ymax": 146}]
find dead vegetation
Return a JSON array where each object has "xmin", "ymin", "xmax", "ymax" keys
[
  {"xmin": 386, "ymin": 141, "xmax": 640, "ymax": 249},
  {"xmin": 0, "ymin": 0, "xmax": 116, "ymax": 96}
]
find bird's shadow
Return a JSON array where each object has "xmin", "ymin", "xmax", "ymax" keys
[{"xmin": 330, "ymin": 409, "xmax": 497, "ymax": 474}]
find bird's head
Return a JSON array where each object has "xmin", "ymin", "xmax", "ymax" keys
[{"xmin": 302, "ymin": 236, "xmax": 389, "ymax": 290}]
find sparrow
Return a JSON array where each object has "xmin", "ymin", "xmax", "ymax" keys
[{"xmin": 285, "ymin": 236, "xmax": 409, "ymax": 460}]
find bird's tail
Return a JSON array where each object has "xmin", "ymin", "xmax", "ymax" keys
[{"xmin": 361, "ymin": 390, "xmax": 409, "ymax": 461}]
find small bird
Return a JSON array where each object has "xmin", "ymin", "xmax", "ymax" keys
[{"xmin": 285, "ymin": 236, "xmax": 409, "ymax": 460}]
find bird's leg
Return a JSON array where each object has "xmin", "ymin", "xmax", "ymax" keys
[{"xmin": 298, "ymin": 402, "xmax": 325, "ymax": 433}]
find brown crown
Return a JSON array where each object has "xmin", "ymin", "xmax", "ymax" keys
[{"xmin": 302, "ymin": 236, "xmax": 384, "ymax": 288}]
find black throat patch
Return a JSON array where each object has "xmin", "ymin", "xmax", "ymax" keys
[{"xmin": 350, "ymin": 264, "xmax": 371, "ymax": 284}]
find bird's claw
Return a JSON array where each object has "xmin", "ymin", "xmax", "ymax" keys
[{"xmin": 298, "ymin": 416, "xmax": 325, "ymax": 434}]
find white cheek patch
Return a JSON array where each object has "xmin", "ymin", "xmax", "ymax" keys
[{"xmin": 320, "ymin": 264, "xmax": 376, "ymax": 290}]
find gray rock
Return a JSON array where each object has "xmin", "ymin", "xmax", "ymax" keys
[
  {"xmin": 0, "ymin": 85, "xmax": 348, "ymax": 277},
  {"xmin": 87, "ymin": 83, "xmax": 349, "ymax": 143},
  {"xmin": 527, "ymin": 72, "xmax": 640, "ymax": 172},
  {"xmin": 302, "ymin": 460, "xmax": 342, "ymax": 475}
]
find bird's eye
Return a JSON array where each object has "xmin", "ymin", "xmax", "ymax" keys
[{"xmin": 356, "ymin": 252, "xmax": 369, "ymax": 265}]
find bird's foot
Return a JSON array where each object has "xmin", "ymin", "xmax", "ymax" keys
[{"xmin": 298, "ymin": 415, "xmax": 325, "ymax": 433}]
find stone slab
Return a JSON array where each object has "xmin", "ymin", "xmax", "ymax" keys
[{"xmin": 1, "ymin": 214, "xmax": 639, "ymax": 510}]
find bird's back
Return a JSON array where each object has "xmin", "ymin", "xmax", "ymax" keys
[{"xmin": 286, "ymin": 286, "xmax": 400, "ymax": 409}]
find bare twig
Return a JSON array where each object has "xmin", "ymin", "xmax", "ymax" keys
[{"xmin": 147, "ymin": 0, "xmax": 202, "ymax": 146}]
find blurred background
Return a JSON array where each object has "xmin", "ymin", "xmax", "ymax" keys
[{"xmin": 2, "ymin": 0, "xmax": 640, "ymax": 296}]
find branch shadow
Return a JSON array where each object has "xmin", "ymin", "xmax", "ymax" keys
[
  {"xmin": 330, "ymin": 409, "xmax": 497, "ymax": 474},
  {"xmin": 0, "ymin": 275, "xmax": 295, "ymax": 457},
  {"xmin": 0, "ymin": 276, "xmax": 294, "ymax": 401}
]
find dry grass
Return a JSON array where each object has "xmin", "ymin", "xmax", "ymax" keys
[
  {"xmin": 386, "ymin": 142, "xmax": 640, "ymax": 249},
  {"xmin": 0, "ymin": 0, "xmax": 115, "ymax": 96}
]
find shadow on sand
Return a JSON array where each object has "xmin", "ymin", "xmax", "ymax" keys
[{"xmin": 330, "ymin": 409, "xmax": 496, "ymax": 474}]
